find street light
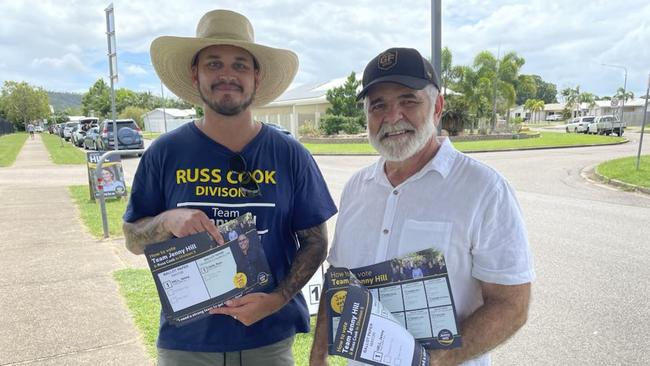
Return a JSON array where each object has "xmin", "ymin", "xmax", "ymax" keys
[{"xmin": 601, "ymin": 63, "xmax": 628, "ymax": 128}]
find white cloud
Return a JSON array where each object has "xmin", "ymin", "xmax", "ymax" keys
[
  {"xmin": 124, "ymin": 64, "xmax": 147, "ymax": 75},
  {"xmin": 1, "ymin": 0, "xmax": 649, "ymax": 98},
  {"xmin": 31, "ymin": 54, "xmax": 87, "ymax": 72}
]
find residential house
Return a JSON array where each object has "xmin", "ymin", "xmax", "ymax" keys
[{"xmin": 142, "ymin": 108, "xmax": 196, "ymax": 133}]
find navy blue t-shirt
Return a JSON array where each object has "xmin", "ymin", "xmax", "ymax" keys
[{"xmin": 123, "ymin": 122, "xmax": 337, "ymax": 352}]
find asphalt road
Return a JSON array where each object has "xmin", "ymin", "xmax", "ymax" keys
[{"xmin": 119, "ymin": 132, "xmax": 650, "ymax": 365}]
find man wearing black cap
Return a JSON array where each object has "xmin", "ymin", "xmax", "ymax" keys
[{"xmin": 310, "ymin": 48, "xmax": 534, "ymax": 366}]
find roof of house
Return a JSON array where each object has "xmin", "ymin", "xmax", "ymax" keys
[{"xmin": 146, "ymin": 108, "xmax": 196, "ymax": 118}]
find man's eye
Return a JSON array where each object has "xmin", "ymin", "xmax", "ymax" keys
[{"xmin": 234, "ymin": 63, "xmax": 249, "ymax": 70}]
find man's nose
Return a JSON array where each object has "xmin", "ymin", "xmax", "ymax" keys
[
  {"xmin": 384, "ymin": 104, "xmax": 405, "ymax": 124},
  {"xmin": 218, "ymin": 75, "xmax": 237, "ymax": 83}
]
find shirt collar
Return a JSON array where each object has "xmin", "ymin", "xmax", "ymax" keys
[{"xmin": 363, "ymin": 137, "xmax": 458, "ymax": 183}]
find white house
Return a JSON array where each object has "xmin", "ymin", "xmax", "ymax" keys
[{"xmin": 142, "ymin": 108, "xmax": 196, "ymax": 133}]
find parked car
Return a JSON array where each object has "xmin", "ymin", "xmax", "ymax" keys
[
  {"xmin": 565, "ymin": 116, "xmax": 595, "ymax": 133},
  {"xmin": 34, "ymin": 125, "xmax": 44, "ymax": 133},
  {"xmin": 545, "ymin": 114, "xmax": 563, "ymax": 121},
  {"xmin": 97, "ymin": 119, "xmax": 144, "ymax": 151},
  {"xmin": 264, "ymin": 122, "xmax": 292, "ymax": 136},
  {"xmin": 62, "ymin": 122, "xmax": 78, "ymax": 141},
  {"xmin": 72, "ymin": 118, "xmax": 99, "ymax": 147},
  {"xmin": 587, "ymin": 115, "xmax": 625, "ymax": 136},
  {"xmin": 82, "ymin": 127, "xmax": 102, "ymax": 150}
]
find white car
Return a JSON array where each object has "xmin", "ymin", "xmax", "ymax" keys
[
  {"xmin": 587, "ymin": 115, "xmax": 625, "ymax": 136},
  {"xmin": 566, "ymin": 116, "xmax": 595, "ymax": 133},
  {"xmin": 545, "ymin": 114, "xmax": 563, "ymax": 121}
]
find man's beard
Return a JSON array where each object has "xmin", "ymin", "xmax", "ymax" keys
[
  {"xmin": 368, "ymin": 113, "xmax": 435, "ymax": 162},
  {"xmin": 198, "ymin": 80, "xmax": 256, "ymax": 116}
]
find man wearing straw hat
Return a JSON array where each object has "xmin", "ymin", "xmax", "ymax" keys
[{"xmin": 123, "ymin": 9, "xmax": 337, "ymax": 365}]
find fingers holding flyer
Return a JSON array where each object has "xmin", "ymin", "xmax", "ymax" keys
[
  {"xmin": 324, "ymin": 248, "xmax": 462, "ymax": 366},
  {"xmin": 208, "ymin": 292, "xmax": 286, "ymax": 326}
]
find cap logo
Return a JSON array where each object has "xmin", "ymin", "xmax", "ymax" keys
[{"xmin": 377, "ymin": 50, "xmax": 397, "ymax": 70}]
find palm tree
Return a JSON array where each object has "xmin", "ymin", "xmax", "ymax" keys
[
  {"xmin": 561, "ymin": 86, "xmax": 580, "ymax": 117},
  {"xmin": 614, "ymin": 87, "xmax": 634, "ymax": 102},
  {"xmin": 578, "ymin": 92, "xmax": 596, "ymax": 115},
  {"xmin": 524, "ymin": 99, "xmax": 545, "ymax": 123},
  {"xmin": 441, "ymin": 47, "xmax": 463, "ymax": 98},
  {"xmin": 473, "ymin": 50, "xmax": 524, "ymax": 131}
]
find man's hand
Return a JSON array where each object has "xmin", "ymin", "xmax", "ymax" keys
[
  {"xmin": 208, "ymin": 292, "xmax": 286, "ymax": 326},
  {"xmin": 161, "ymin": 208, "xmax": 224, "ymax": 245}
]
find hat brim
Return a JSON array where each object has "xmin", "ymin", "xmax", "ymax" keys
[
  {"xmin": 356, "ymin": 75, "xmax": 432, "ymax": 101},
  {"xmin": 151, "ymin": 36, "xmax": 298, "ymax": 107}
]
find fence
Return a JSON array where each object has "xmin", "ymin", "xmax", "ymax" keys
[{"xmin": 0, "ymin": 118, "xmax": 16, "ymax": 135}]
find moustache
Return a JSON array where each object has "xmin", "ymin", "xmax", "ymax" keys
[
  {"xmin": 377, "ymin": 120, "xmax": 416, "ymax": 139},
  {"xmin": 210, "ymin": 81, "xmax": 243, "ymax": 92}
]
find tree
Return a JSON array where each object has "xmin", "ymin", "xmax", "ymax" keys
[
  {"xmin": 440, "ymin": 47, "xmax": 463, "ymax": 98},
  {"xmin": 614, "ymin": 87, "xmax": 634, "ymax": 102},
  {"xmin": 473, "ymin": 50, "xmax": 524, "ymax": 131},
  {"xmin": 524, "ymin": 99, "xmax": 544, "ymax": 123},
  {"xmin": 322, "ymin": 72, "xmax": 364, "ymax": 135},
  {"xmin": 0, "ymin": 81, "xmax": 50, "ymax": 129},
  {"xmin": 115, "ymin": 88, "xmax": 138, "ymax": 114},
  {"xmin": 119, "ymin": 106, "xmax": 148, "ymax": 129},
  {"xmin": 561, "ymin": 86, "xmax": 580, "ymax": 117},
  {"xmin": 516, "ymin": 74, "xmax": 558, "ymax": 105},
  {"xmin": 81, "ymin": 79, "xmax": 110, "ymax": 118}
]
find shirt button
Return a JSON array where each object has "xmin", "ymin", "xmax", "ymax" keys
[
  {"xmin": 392, "ymin": 190, "xmax": 398, "ymax": 195},
  {"xmin": 383, "ymin": 229, "xmax": 389, "ymax": 234}
]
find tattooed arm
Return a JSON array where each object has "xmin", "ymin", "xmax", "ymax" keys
[
  {"xmin": 210, "ymin": 222, "xmax": 329, "ymax": 325},
  {"xmin": 123, "ymin": 208, "xmax": 224, "ymax": 255},
  {"xmin": 275, "ymin": 223, "xmax": 329, "ymax": 302}
]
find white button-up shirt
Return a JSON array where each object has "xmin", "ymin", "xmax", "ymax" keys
[{"xmin": 328, "ymin": 138, "xmax": 535, "ymax": 366}]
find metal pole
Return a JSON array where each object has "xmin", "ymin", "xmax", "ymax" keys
[
  {"xmin": 105, "ymin": 4, "xmax": 118, "ymax": 152},
  {"xmin": 95, "ymin": 149, "xmax": 144, "ymax": 238},
  {"xmin": 636, "ymin": 75, "xmax": 650, "ymax": 170},
  {"xmin": 161, "ymin": 81, "xmax": 168, "ymax": 133},
  {"xmin": 431, "ymin": 0, "xmax": 441, "ymax": 134}
]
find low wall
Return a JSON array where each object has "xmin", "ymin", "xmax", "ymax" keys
[{"xmin": 300, "ymin": 132, "xmax": 539, "ymax": 144}]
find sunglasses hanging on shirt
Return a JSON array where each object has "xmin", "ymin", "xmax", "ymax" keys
[{"xmin": 229, "ymin": 154, "xmax": 262, "ymax": 198}]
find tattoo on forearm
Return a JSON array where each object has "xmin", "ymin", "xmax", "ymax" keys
[
  {"xmin": 123, "ymin": 215, "xmax": 172, "ymax": 255},
  {"xmin": 275, "ymin": 223, "xmax": 328, "ymax": 302}
]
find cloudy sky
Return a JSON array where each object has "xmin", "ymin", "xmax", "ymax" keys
[{"xmin": 1, "ymin": 0, "xmax": 649, "ymax": 101}]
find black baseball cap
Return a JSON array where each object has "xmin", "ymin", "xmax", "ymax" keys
[{"xmin": 356, "ymin": 47, "xmax": 440, "ymax": 101}]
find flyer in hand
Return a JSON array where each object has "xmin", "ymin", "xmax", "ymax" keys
[
  {"xmin": 144, "ymin": 213, "xmax": 273, "ymax": 326},
  {"xmin": 325, "ymin": 248, "xmax": 462, "ymax": 366}
]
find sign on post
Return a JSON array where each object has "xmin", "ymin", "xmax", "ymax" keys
[{"xmin": 86, "ymin": 151, "xmax": 127, "ymax": 200}]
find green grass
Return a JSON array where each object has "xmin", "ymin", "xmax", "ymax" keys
[
  {"xmin": 596, "ymin": 155, "xmax": 650, "ymax": 189},
  {"xmin": 68, "ymin": 185, "xmax": 128, "ymax": 237},
  {"xmin": 41, "ymin": 133, "xmax": 86, "ymax": 164},
  {"xmin": 113, "ymin": 267, "xmax": 346, "ymax": 365},
  {"xmin": 302, "ymin": 131, "xmax": 625, "ymax": 154},
  {"xmin": 114, "ymin": 269, "xmax": 161, "ymax": 359},
  {"xmin": 453, "ymin": 131, "xmax": 625, "ymax": 152},
  {"xmin": 142, "ymin": 131, "xmax": 162, "ymax": 140},
  {"xmin": 0, "ymin": 133, "xmax": 28, "ymax": 167}
]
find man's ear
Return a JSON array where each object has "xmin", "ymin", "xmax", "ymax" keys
[
  {"xmin": 253, "ymin": 69, "xmax": 261, "ymax": 92},
  {"xmin": 191, "ymin": 65, "xmax": 199, "ymax": 88},
  {"xmin": 435, "ymin": 94, "xmax": 445, "ymax": 119}
]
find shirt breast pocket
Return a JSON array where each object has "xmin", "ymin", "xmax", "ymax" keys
[{"xmin": 398, "ymin": 220, "xmax": 452, "ymax": 257}]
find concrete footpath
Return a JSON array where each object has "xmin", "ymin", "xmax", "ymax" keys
[{"xmin": 0, "ymin": 135, "xmax": 152, "ymax": 365}]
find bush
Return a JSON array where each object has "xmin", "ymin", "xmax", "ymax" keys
[
  {"xmin": 320, "ymin": 114, "xmax": 366, "ymax": 135},
  {"xmin": 298, "ymin": 121, "xmax": 320, "ymax": 137}
]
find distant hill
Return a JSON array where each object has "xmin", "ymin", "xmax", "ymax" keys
[{"xmin": 47, "ymin": 91, "xmax": 82, "ymax": 112}]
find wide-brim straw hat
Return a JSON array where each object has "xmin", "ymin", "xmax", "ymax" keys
[{"xmin": 150, "ymin": 9, "xmax": 298, "ymax": 107}]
